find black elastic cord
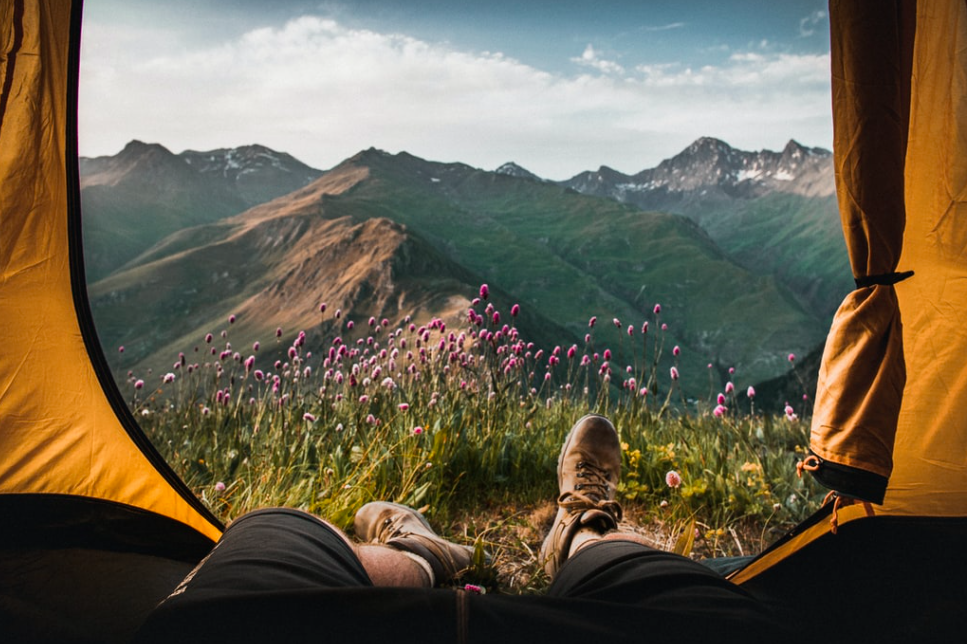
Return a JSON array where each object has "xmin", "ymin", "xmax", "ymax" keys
[{"xmin": 854, "ymin": 270, "xmax": 914, "ymax": 289}]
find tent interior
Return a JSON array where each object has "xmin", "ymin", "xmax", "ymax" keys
[{"xmin": 2, "ymin": 1, "xmax": 966, "ymax": 642}]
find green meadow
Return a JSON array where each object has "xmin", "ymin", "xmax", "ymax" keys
[{"xmin": 129, "ymin": 287, "xmax": 825, "ymax": 592}]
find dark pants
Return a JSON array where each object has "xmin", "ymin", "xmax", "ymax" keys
[{"xmin": 135, "ymin": 508, "xmax": 795, "ymax": 644}]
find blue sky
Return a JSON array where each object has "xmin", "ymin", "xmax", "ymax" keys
[{"xmin": 79, "ymin": 0, "xmax": 832, "ymax": 180}]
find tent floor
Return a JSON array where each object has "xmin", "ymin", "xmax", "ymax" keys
[{"xmin": 0, "ymin": 547, "xmax": 193, "ymax": 644}]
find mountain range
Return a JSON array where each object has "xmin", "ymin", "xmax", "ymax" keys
[{"xmin": 81, "ymin": 138, "xmax": 849, "ymax": 404}]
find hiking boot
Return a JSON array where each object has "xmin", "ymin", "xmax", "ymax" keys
[
  {"xmin": 539, "ymin": 414, "xmax": 623, "ymax": 578},
  {"xmin": 354, "ymin": 501, "xmax": 474, "ymax": 585}
]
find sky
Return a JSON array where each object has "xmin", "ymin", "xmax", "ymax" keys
[{"xmin": 78, "ymin": 0, "xmax": 833, "ymax": 180}]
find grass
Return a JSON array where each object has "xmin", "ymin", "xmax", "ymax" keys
[{"xmin": 127, "ymin": 287, "xmax": 825, "ymax": 593}]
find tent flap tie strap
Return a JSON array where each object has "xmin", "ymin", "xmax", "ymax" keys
[
  {"xmin": 854, "ymin": 270, "xmax": 914, "ymax": 289},
  {"xmin": 797, "ymin": 456, "xmax": 876, "ymax": 534},
  {"xmin": 821, "ymin": 492, "xmax": 876, "ymax": 535}
]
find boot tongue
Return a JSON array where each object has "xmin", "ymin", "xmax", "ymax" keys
[{"xmin": 578, "ymin": 507, "xmax": 620, "ymax": 531}]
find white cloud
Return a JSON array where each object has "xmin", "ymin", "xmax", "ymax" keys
[
  {"xmin": 78, "ymin": 15, "xmax": 832, "ymax": 180},
  {"xmin": 641, "ymin": 22, "xmax": 686, "ymax": 33},
  {"xmin": 799, "ymin": 10, "xmax": 827, "ymax": 37},
  {"xmin": 571, "ymin": 44, "xmax": 625, "ymax": 75}
]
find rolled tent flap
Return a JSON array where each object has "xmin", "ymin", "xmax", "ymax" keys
[{"xmin": 806, "ymin": 0, "xmax": 916, "ymax": 504}]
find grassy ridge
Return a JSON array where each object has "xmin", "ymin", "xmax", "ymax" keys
[{"xmin": 323, "ymin": 154, "xmax": 825, "ymax": 389}]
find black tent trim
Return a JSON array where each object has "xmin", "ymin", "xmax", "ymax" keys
[
  {"xmin": 63, "ymin": 0, "xmax": 223, "ymax": 539},
  {"xmin": 805, "ymin": 450, "xmax": 889, "ymax": 504},
  {"xmin": 2, "ymin": 494, "xmax": 215, "ymax": 562}
]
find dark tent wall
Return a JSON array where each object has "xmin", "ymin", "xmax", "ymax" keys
[{"xmin": 1, "ymin": 1, "xmax": 220, "ymax": 641}]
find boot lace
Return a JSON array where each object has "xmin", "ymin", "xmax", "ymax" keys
[
  {"xmin": 375, "ymin": 512, "xmax": 417, "ymax": 542},
  {"xmin": 559, "ymin": 460, "xmax": 622, "ymax": 521}
]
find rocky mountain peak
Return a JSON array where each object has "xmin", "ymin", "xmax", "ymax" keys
[
  {"xmin": 80, "ymin": 140, "xmax": 190, "ymax": 188},
  {"xmin": 177, "ymin": 144, "xmax": 324, "ymax": 207},
  {"xmin": 495, "ymin": 162, "xmax": 542, "ymax": 182},
  {"xmin": 560, "ymin": 137, "xmax": 835, "ymax": 202}
]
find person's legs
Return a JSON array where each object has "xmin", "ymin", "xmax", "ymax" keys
[
  {"xmin": 355, "ymin": 543, "xmax": 432, "ymax": 587},
  {"xmin": 163, "ymin": 507, "xmax": 372, "ymax": 599},
  {"xmin": 134, "ymin": 507, "xmax": 465, "ymax": 644},
  {"xmin": 354, "ymin": 500, "xmax": 477, "ymax": 587}
]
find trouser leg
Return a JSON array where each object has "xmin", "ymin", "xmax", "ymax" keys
[
  {"xmin": 165, "ymin": 507, "xmax": 372, "ymax": 600},
  {"xmin": 543, "ymin": 539, "xmax": 797, "ymax": 642}
]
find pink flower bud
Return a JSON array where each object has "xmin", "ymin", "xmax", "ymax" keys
[
  {"xmin": 747, "ymin": 386, "xmax": 756, "ymax": 399},
  {"xmin": 479, "ymin": 284, "xmax": 489, "ymax": 300},
  {"xmin": 673, "ymin": 345, "xmax": 680, "ymax": 356},
  {"xmin": 510, "ymin": 303, "xmax": 520, "ymax": 317},
  {"xmin": 653, "ymin": 304, "xmax": 661, "ymax": 315},
  {"xmin": 588, "ymin": 316, "xmax": 597, "ymax": 328},
  {"xmin": 665, "ymin": 470, "xmax": 682, "ymax": 488},
  {"xmin": 670, "ymin": 366, "xmax": 679, "ymax": 381}
]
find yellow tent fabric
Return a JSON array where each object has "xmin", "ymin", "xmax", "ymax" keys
[
  {"xmin": 0, "ymin": 0, "xmax": 221, "ymax": 542},
  {"xmin": 882, "ymin": 0, "xmax": 967, "ymax": 516}
]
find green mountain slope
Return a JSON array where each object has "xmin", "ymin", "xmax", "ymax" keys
[
  {"xmin": 88, "ymin": 146, "xmax": 827, "ymax": 401},
  {"xmin": 304, "ymin": 149, "xmax": 825, "ymax": 387}
]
